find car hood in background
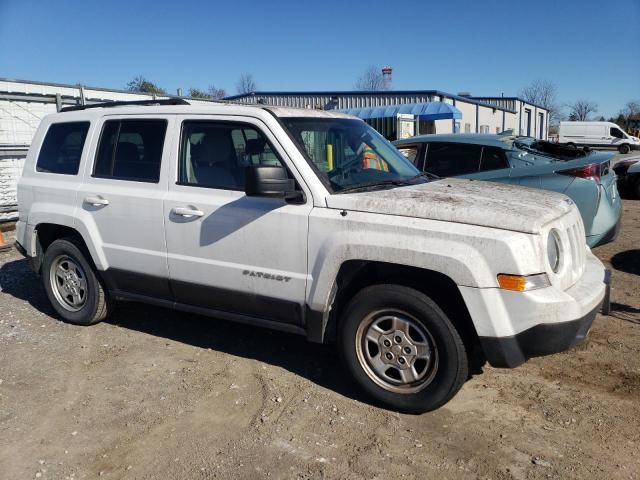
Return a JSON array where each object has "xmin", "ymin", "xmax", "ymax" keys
[{"xmin": 326, "ymin": 178, "xmax": 574, "ymax": 234}]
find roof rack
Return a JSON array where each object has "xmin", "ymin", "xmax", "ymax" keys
[{"xmin": 60, "ymin": 98, "xmax": 190, "ymax": 112}]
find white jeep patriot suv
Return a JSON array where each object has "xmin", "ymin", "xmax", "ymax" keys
[{"xmin": 15, "ymin": 99, "xmax": 609, "ymax": 413}]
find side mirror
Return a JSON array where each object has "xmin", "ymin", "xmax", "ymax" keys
[{"xmin": 245, "ymin": 166, "xmax": 300, "ymax": 200}]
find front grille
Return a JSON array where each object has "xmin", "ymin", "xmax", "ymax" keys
[{"xmin": 561, "ymin": 218, "xmax": 586, "ymax": 289}]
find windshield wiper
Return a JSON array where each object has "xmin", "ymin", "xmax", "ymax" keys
[
  {"xmin": 336, "ymin": 172, "xmax": 439, "ymax": 194},
  {"xmin": 336, "ymin": 179, "xmax": 414, "ymax": 194},
  {"xmin": 409, "ymin": 171, "xmax": 440, "ymax": 181}
]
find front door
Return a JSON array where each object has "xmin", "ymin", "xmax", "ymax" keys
[
  {"xmin": 76, "ymin": 116, "xmax": 173, "ymax": 298},
  {"xmin": 163, "ymin": 116, "xmax": 312, "ymax": 326}
]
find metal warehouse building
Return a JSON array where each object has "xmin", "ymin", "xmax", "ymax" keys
[{"xmin": 225, "ymin": 91, "xmax": 548, "ymax": 142}]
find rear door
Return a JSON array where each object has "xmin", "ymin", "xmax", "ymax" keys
[
  {"xmin": 76, "ymin": 115, "xmax": 174, "ymax": 298},
  {"xmin": 421, "ymin": 142, "xmax": 512, "ymax": 183},
  {"xmin": 163, "ymin": 115, "xmax": 312, "ymax": 327},
  {"xmin": 423, "ymin": 142, "xmax": 481, "ymax": 178}
]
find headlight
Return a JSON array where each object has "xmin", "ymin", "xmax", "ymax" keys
[{"xmin": 547, "ymin": 229, "xmax": 561, "ymax": 273}]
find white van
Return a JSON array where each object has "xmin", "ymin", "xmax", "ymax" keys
[{"xmin": 559, "ymin": 121, "xmax": 640, "ymax": 154}]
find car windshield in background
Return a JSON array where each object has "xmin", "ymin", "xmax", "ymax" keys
[{"xmin": 281, "ymin": 118, "xmax": 422, "ymax": 193}]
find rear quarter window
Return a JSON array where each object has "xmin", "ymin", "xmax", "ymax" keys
[
  {"xmin": 479, "ymin": 146, "xmax": 509, "ymax": 171},
  {"xmin": 36, "ymin": 122, "xmax": 90, "ymax": 175},
  {"xmin": 396, "ymin": 145, "xmax": 420, "ymax": 166}
]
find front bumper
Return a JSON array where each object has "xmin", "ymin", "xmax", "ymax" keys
[
  {"xmin": 14, "ymin": 240, "xmax": 27, "ymax": 257},
  {"xmin": 460, "ymin": 251, "xmax": 607, "ymax": 368},
  {"xmin": 478, "ymin": 301, "xmax": 600, "ymax": 368}
]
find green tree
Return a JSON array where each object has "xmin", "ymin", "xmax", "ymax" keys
[
  {"xmin": 126, "ymin": 76, "xmax": 166, "ymax": 95},
  {"xmin": 188, "ymin": 85, "xmax": 227, "ymax": 100},
  {"xmin": 188, "ymin": 88, "xmax": 209, "ymax": 99}
]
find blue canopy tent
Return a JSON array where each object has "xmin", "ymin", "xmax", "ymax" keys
[
  {"xmin": 336, "ymin": 102, "xmax": 462, "ymax": 139},
  {"xmin": 337, "ymin": 102, "xmax": 462, "ymax": 121}
]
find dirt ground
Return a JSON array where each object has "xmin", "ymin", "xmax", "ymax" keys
[{"xmin": 0, "ymin": 200, "xmax": 638, "ymax": 480}]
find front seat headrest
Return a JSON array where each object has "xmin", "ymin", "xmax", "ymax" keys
[{"xmin": 245, "ymin": 138, "xmax": 267, "ymax": 156}]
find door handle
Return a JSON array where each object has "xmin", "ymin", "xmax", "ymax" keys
[
  {"xmin": 171, "ymin": 207, "xmax": 204, "ymax": 218},
  {"xmin": 84, "ymin": 196, "xmax": 109, "ymax": 206}
]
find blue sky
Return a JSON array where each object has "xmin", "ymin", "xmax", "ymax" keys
[{"xmin": 1, "ymin": 0, "xmax": 638, "ymax": 117}]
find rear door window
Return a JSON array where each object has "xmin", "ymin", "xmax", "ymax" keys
[
  {"xmin": 479, "ymin": 146, "xmax": 509, "ymax": 171},
  {"xmin": 36, "ymin": 122, "xmax": 90, "ymax": 175},
  {"xmin": 93, "ymin": 119, "xmax": 167, "ymax": 183},
  {"xmin": 424, "ymin": 142, "xmax": 481, "ymax": 177}
]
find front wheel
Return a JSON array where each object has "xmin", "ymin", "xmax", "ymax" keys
[
  {"xmin": 619, "ymin": 144, "xmax": 631, "ymax": 154},
  {"xmin": 339, "ymin": 285, "xmax": 468, "ymax": 413},
  {"xmin": 42, "ymin": 238, "xmax": 111, "ymax": 325}
]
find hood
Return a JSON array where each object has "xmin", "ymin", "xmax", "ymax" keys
[{"xmin": 326, "ymin": 178, "xmax": 574, "ymax": 234}]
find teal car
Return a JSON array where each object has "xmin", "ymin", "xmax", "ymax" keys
[{"xmin": 393, "ymin": 134, "xmax": 621, "ymax": 248}]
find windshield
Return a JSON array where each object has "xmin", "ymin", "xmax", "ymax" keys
[{"xmin": 281, "ymin": 117, "xmax": 422, "ymax": 193}]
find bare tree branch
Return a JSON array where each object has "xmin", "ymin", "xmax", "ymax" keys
[
  {"xmin": 567, "ymin": 100, "xmax": 598, "ymax": 121},
  {"xmin": 236, "ymin": 73, "xmax": 257, "ymax": 95},
  {"xmin": 354, "ymin": 65, "xmax": 389, "ymax": 91},
  {"xmin": 207, "ymin": 85, "xmax": 227, "ymax": 100},
  {"xmin": 519, "ymin": 79, "xmax": 561, "ymax": 125},
  {"xmin": 620, "ymin": 100, "xmax": 640, "ymax": 120}
]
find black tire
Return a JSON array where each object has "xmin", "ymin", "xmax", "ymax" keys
[
  {"xmin": 619, "ymin": 144, "xmax": 631, "ymax": 154},
  {"xmin": 42, "ymin": 237, "xmax": 110, "ymax": 325},
  {"xmin": 566, "ymin": 142, "xmax": 576, "ymax": 149},
  {"xmin": 338, "ymin": 284, "xmax": 468, "ymax": 414}
]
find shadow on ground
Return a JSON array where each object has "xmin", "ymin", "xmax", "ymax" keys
[
  {"xmin": 0, "ymin": 258, "xmax": 367, "ymax": 405},
  {"xmin": 610, "ymin": 302, "xmax": 640, "ymax": 325},
  {"xmin": 611, "ymin": 250, "xmax": 640, "ymax": 276}
]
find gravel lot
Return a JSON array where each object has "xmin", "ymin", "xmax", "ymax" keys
[{"xmin": 0, "ymin": 197, "xmax": 638, "ymax": 480}]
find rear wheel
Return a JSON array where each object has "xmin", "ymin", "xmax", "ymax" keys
[
  {"xmin": 619, "ymin": 144, "xmax": 631, "ymax": 154},
  {"xmin": 339, "ymin": 284, "xmax": 468, "ymax": 413},
  {"xmin": 42, "ymin": 238, "xmax": 110, "ymax": 325}
]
